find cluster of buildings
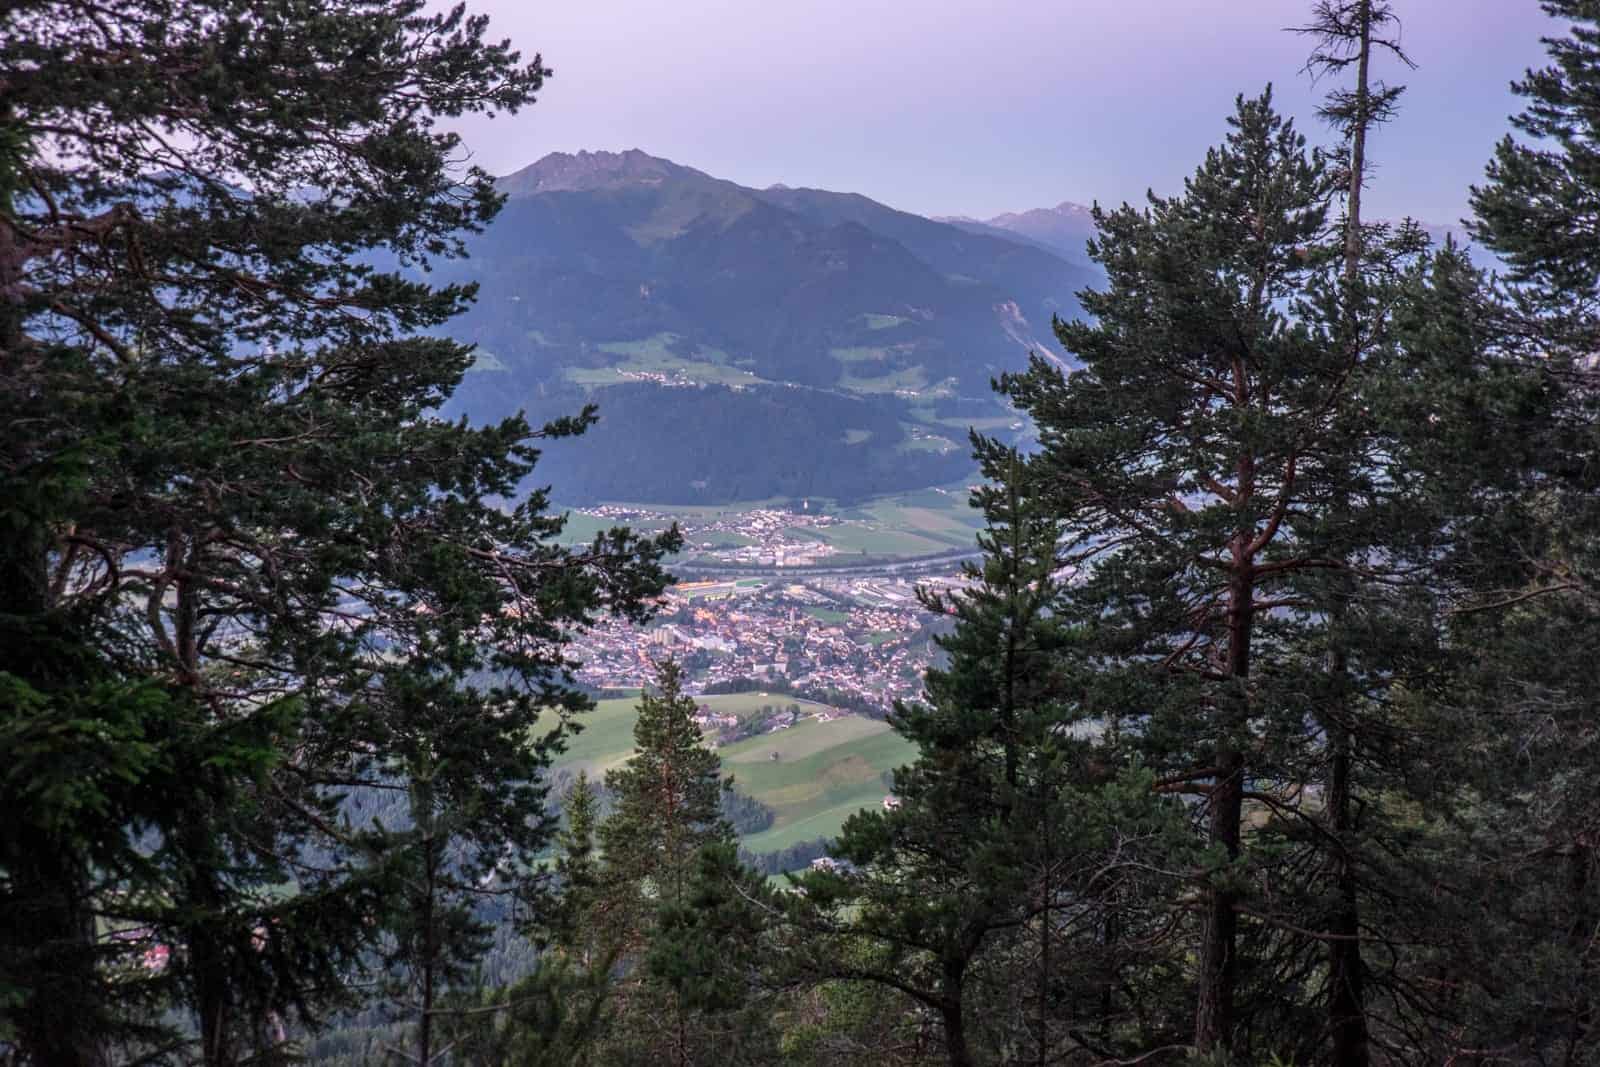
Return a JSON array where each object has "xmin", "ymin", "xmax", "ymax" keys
[
  {"xmin": 689, "ymin": 701, "xmax": 803, "ymax": 746},
  {"xmin": 614, "ymin": 368, "xmax": 697, "ymax": 388},
  {"xmin": 568, "ymin": 571, "xmax": 967, "ymax": 711},
  {"xmin": 571, "ymin": 504, "xmax": 846, "ymax": 568},
  {"xmin": 561, "ymin": 503, "xmax": 979, "ymax": 708}
]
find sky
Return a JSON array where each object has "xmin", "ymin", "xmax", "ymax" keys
[{"xmin": 446, "ymin": 0, "xmax": 1557, "ymax": 226}]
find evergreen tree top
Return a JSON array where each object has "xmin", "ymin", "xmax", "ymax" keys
[{"xmin": 601, "ymin": 660, "xmax": 733, "ymax": 882}]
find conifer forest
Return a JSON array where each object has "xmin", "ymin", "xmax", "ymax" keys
[{"xmin": 4, "ymin": 1, "xmax": 1600, "ymax": 1064}]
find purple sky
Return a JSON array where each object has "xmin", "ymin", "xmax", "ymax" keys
[{"xmin": 448, "ymin": 0, "xmax": 1556, "ymax": 225}]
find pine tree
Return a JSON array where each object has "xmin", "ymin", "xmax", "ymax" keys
[
  {"xmin": 429, "ymin": 775, "xmax": 616, "ymax": 1067},
  {"xmin": 1292, "ymin": 6, "xmax": 1415, "ymax": 1061},
  {"xmin": 0, "ymin": 2, "xmax": 680, "ymax": 1060},
  {"xmin": 791, "ymin": 448, "xmax": 1187, "ymax": 1066},
  {"xmin": 552, "ymin": 772, "xmax": 605, "ymax": 966},
  {"xmin": 1283, "ymin": 240, "xmax": 1527, "ymax": 1062},
  {"xmin": 645, "ymin": 841, "xmax": 777, "ymax": 1065},
  {"xmin": 0, "ymin": 647, "xmax": 182, "ymax": 1063},
  {"xmin": 599, "ymin": 660, "xmax": 733, "ymax": 949},
  {"xmin": 1473, "ymin": 0, "xmax": 1600, "ymax": 353},
  {"xmin": 996, "ymin": 87, "xmax": 1474, "ymax": 1061},
  {"xmin": 593, "ymin": 659, "xmax": 773, "ymax": 1067},
  {"xmin": 1457, "ymin": 5, "xmax": 1600, "ymax": 1059},
  {"xmin": 1003, "ymin": 90, "xmax": 1335, "ymax": 1059}
]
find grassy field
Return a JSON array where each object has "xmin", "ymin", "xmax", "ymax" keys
[
  {"xmin": 565, "ymin": 332, "xmax": 770, "ymax": 390},
  {"xmin": 674, "ymin": 578, "xmax": 767, "ymax": 599},
  {"xmin": 692, "ymin": 531, "xmax": 755, "ymax": 548},
  {"xmin": 539, "ymin": 692, "xmax": 829, "ymax": 775},
  {"xmin": 792, "ymin": 523, "xmax": 950, "ymax": 556},
  {"xmin": 782, "ymin": 486, "xmax": 983, "ymax": 557},
  {"xmin": 540, "ymin": 695, "xmax": 913, "ymax": 854},
  {"xmin": 700, "ymin": 691, "xmax": 820, "ymax": 717},
  {"xmin": 553, "ymin": 510, "xmax": 675, "ymax": 546},
  {"xmin": 898, "ymin": 426, "xmax": 961, "ymax": 454},
  {"xmin": 830, "ymin": 344, "xmax": 956, "ymax": 398},
  {"xmin": 830, "ymin": 345, "xmax": 891, "ymax": 363},
  {"xmin": 838, "ymin": 363, "xmax": 930, "ymax": 395},
  {"xmin": 939, "ymin": 414, "xmax": 1024, "ymax": 433},
  {"xmin": 847, "ymin": 491, "xmax": 985, "ymax": 549},
  {"xmin": 536, "ymin": 698, "xmax": 642, "ymax": 776},
  {"xmin": 722, "ymin": 714, "xmax": 887, "ymax": 765},
  {"xmin": 806, "ymin": 607, "xmax": 851, "ymax": 624},
  {"xmin": 731, "ymin": 727, "xmax": 913, "ymax": 852},
  {"xmin": 587, "ymin": 498, "xmax": 797, "ymax": 521},
  {"xmin": 553, "ymin": 481, "xmax": 984, "ymax": 562}
]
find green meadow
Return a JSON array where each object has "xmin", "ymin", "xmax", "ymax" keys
[
  {"xmin": 729, "ymin": 726, "xmax": 913, "ymax": 852},
  {"xmin": 564, "ymin": 332, "xmax": 771, "ymax": 390},
  {"xmin": 797, "ymin": 486, "xmax": 985, "ymax": 557},
  {"xmin": 541, "ymin": 694, "xmax": 913, "ymax": 854},
  {"xmin": 553, "ymin": 481, "xmax": 984, "ymax": 565}
]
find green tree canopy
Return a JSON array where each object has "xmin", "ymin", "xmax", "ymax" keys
[{"xmin": 0, "ymin": 2, "xmax": 680, "ymax": 1062}]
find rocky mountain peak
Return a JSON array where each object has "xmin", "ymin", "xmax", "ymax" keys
[
  {"xmin": 497, "ymin": 149, "xmax": 703, "ymax": 197},
  {"xmin": 987, "ymin": 200, "xmax": 1096, "ymax": 228}
]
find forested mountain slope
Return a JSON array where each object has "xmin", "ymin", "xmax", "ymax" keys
[{"xmin": 433, "ymin": 150, "xmax": 1096, "ymax": 504}]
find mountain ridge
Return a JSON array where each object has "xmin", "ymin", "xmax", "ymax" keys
[
  {"xmin": 497, "ymin": 148, "xmax": 721, "ymax": 196},
  {"xmin": 952, "ymin": 195, "xmax": 1476, "ymax": 265},
  {"xmin": 935, "ymin": 200, "xmax": 1100, "ymax": 263},
  {"xmin": 431, "ymin": 150, "xmax": 1098, "ymax": 503}
]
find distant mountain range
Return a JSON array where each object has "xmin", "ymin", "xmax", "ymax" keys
[
  {"xmin": 944, "ymin": 199, "xmax": 1477, "ymax": 264},
  {"xmin": 943, "ymin": 199, "xmax": 1477, "ymax": 262},
  {"xmin": 938, "ymin": 201, "xmax": 1100, "ymax": 262},
  {"xmin": 434, "ymin": 150, "xmax": 1477, "ymax": 506},
  {"xmin": 436, "ymin": 149, "xmax": 1099, "ymax": 504}
]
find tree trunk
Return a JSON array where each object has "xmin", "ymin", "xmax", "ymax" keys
[
  {"xmin": 1195, "ymin": 746, "xmax": 1244, "ymax": 1058},
  {"xmin": 1326, "ymin": 717, "xmax": 1369, "ymax": 1067},
  {"xmin": 0, "ymin": 507, "xmax": 109, "ymax": 1067},
  {"xmin": 2, "ymin": 185, "xmax": 108, "ymax": 1061},
  {"xmin": 1195, "ymin": 554, "xmax": 1254, "ymax": 1057},
  {"xmin": 1100, "ymin": 896, "xmax": 1120, "ymax": 1046},
  {"xmin": 1567, "ymin": 840, "xmax": 1596, "ymax": 1067},
  {"xmin": 1037, "ymin": 804, "xmax": 1050, "ymax": 1067},
  {"xmin": 9, "ymin": 842, "xmax": 110, "ymax": 1067},
  {"xmin": 1327, "ymin": 7, "xmax": 1374, "ymax": 1063},
  {"xmin": 169, "ymin": 567, "xmax": 243, "ymax": 1067},
  {"xmin": 186, "ymin": 831, "xmax": 237, "ymax": 1067},
  {"xmin": 1343, "ymin": 0, "xmax": 1371, "ymax": 285},
  {"xmin": 941, "ymin": 962, "xmax": 975, "ymax": 1067},
  {"xmin": 416, "ymin": 787, "xmax": 439, "ymax": 1067}
]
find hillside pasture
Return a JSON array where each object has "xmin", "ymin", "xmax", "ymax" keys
[
  {"xmin": 539, "ymin": 695, "xmax": 912, "ymax": 854},
  {"xmin": 732, "ymin": 729, "xmax": 914, "ymax": 852},
  {"xmin": 555, "ymin": 482, "xmax": 983, "ymax": 563},
  {"xmin": 540, "ymin": 692, "xmax": 851, "ymax": 771},
  {"xmin": 721, "ymin": 713, "xmax": 888, "ymax": 763},
  {"xmin": 838, "ymin": 363, "xmax": 930, "ymax": 395},
  {"xmin": 565, "ymin": 332, "xmax": 771, "ymax": 390}
]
